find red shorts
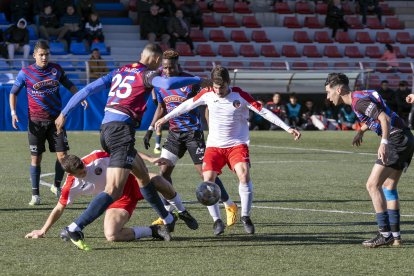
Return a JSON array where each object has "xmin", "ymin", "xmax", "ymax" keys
[
  {"xmin": 203, "ymin": 144, "xmax": 250, "ymax": 175},
  {"xmin": 107, "ymin": 174, "xmax": 144, "ymax": 216}
]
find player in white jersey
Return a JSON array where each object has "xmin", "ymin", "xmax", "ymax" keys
[
  {"xmin": 25, "ymin": 150, "xmax": 198, "ymax": 248},
  {"xmin": 155, "ymin": 66, "xmax": 301, "ymax": 235}
]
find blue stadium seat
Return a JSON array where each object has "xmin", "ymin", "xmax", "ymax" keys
[
  {"xmin": 90, "ymin": 42, "xmax": 110, "ymax": 55},
  {"xmin": 49, "ymin": 42, "xmax": 67, "ymax": 55},
  {"xmin": 100, "ymin": 17, "xmax": 133, "ymax": 25},
  {"xmin": 95, "ymin": 3, "xmax": 125, "ymax": 11},
  {"xmin": 70, "ymin": 42, "xmax": 89, "ymax": 55},
  {"xmin": 0, "ymin": 59, "xmax": 9, "ymax": 71},
  {"xmin": 27, "ymin": 26, "xmax": 38, "ymax": 40},
  {"xmin": 0, "ymin": 13, "xmax": 9, "ymax": 24},
  {"xmin": 57, "ymin": 60, "xmax": 76, "ymax": 71}
]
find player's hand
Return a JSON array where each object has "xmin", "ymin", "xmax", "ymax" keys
[
  {"xmin": 406, "ymin": 94, "xmax": 414, "ymax": 104},
  {"xmin": 155, "ymin": 118, "xmax": 166, "ymax": 131},
  {"xmin": 11, "ymin": 114, "xmax": 19, "ymax": 129},
  {"xmin": 151, "ymin": 157, "xmax": 173, "ymax": 167},
  {"xmin": 378, "ymin": 143, "xmax": 388, "ymax": 165},
  {"xmin": 25, "ymin": 230, "xmax": 45, "ymax": 239},
  {"xmin": 143, "ymin": 129, "xmax": 153, "ymax": 150},
  {"xmin": 55, "ymin": 113, "xmax": 66, "ymax": 134},
  {"xmin": 288, "ymin": 128, "xmax": 301, "ymax": 140},
  {"xmin": 352, "ymin": 131, "xmax": 364, "ymax": 147},
  {"xmin": 81, "ymin": 100, "xmax": 88, "ymax": 109}
]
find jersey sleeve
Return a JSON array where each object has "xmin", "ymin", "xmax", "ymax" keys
[
  {"xmin": 354, "ymin": 97, "xmax": 382, "ymax": 120},
  {"xmin": 155, "ymin": 87, "xmax": 163, "ymax": 104},
  {"xmin": 143, "ymin": 70, "xmax": 160, "ymax": 88},
  {"xmin": 58, "ymin": 65, "xmax": 75, "ymax": 90},
  {"xmin": 10, "ymin": 70, "xmax": 26, "ymax": 95},
  {"xmin": 59, "ymin": 175, "xmax": 76, "ymax": 206}
]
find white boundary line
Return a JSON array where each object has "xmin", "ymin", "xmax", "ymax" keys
[{"xmin": 251, "ymin": 144, "xmax": 377, "ymax": 156}]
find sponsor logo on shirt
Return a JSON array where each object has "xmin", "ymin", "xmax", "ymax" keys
[
  {"xmin": 164, "ymin": 95, "xmax": 187, "ymax": 104},
  {"xmin": 365, "ymin": 102, "xmax": 376, "ymax": 117},
  {"xmin": 33, "ymin": 80, "xmax": 59, "ymax": 91},
  {"xmin": 233, "ymin": 100, "xmax": 241, "ymax": 108}
]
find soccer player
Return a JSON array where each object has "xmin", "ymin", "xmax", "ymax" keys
[
  {"xmin": 9, "ymin": 40, "xmax": 87, "ymax": 205},
  {"xmin": 325, "ymin": 73, "xmax": 414, "ymax": 247},
  {"xmin": 155, "ymin": 66, "xmax": 301, "ymax": 235},
  {"xmin": 54, "ymin": 43, "xmax": 203, "ymax": 250},
  {"xmin": 24, "ymin": 150, "xmax": 188, "ymax": 248},
  {"xmin": 143, "ymin": 50, "xmax": 236, "ymax": 234}
]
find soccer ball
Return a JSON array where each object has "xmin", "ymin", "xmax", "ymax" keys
[{"xmin": 195, "ymin": 181, "xmax": 221, "ymax": 206}]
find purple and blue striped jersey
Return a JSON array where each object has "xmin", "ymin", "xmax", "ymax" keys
[
  {"xmin": 11, "ymin": 63, "xmax": 74, "ymax": 121},
  {"xmin": 155, "ymin": 72, "xmax": 201, "ymax": 132},
  {"xmin": 351, "ymin": 90, "xmax": 406, "ymax": 136}
]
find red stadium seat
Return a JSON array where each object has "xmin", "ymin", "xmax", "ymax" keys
[
  {"xmin": 202, "ymin": 14, "xmax": 218, "ymax": 27},
  {"xmin": 231, "ymin": 30, "xmax": 249, "ymax": 42},
  {"xmin": 218, "ymin": 44, "xmax": 237, "ymax": 57},
  {"xmin": 291, "ymin": 62, "xmax": 308, "ymax": 70},
  {"xmin": 213, "ymin": 1, "xmax": 231, "ymax": 13},
  {"xmin": 196, "ymin": 44, "xmax": 216, "ymax": 57},
  {"xmin": 355, "ymin": 32, "xmax": 374, "ymax": 43},
  {"xmin": 190, "ymin": 29, "xmax": 207, "ymax": 42},
  {"xmin": 344, "ymin": 46, "xmax": 363, "ymax": 58},
  {"xmin": 387, "ymin": 75, "xmax": 401, "ymax": 88},
  {"xmin": 393, "ymin": 46, "xmax": 404, "ymax": 58},
  {"xmin": 242, "ymin": 16, "xmax": 261, "ymax": 28},
  {"xmin": 303, "ymin": 45, "xmax": 322, "ymax": 58},
  {"xmin": 334, "ymin": 62, "xmax": 351, "ymax": 69},
  {"xmin": 407, "ymin": 46, "xmax": 414, "ymax": 58},
  {"xmin": 398, "ymin": 63, "xmax": 413, "ymax": 74},
  {"xmin": 251, "ymin": 30, "xmax": 270, "ymax": 43},
  {"xmin": 314, "ymin": 31, "xmax": 333, "ymax": 43},
  {"xmin": 239, "ymin": 44, "xmax": 258, "ymax": 57},
  {"xmin": 367, "ymin": 75, "xmax": 381, "ymax": 88},
  {"xmin": 227, "ymin": 61, "xmax": 244, "ymax": 70},
  {"xmin": 315, "ymin": 2, "xmax": 327, "ymax": 14},
  {"xmin": 341, "ymin": 2, "xmax": 353, "ymax": 15},
  {"xmin": 209, "ymin": 29, "xmax": 228, "ymax": 42},
  {"xmin": 365, "ymin": 46, "xmax": 381, "ymax": 58},
  {"xmin": 324, "ymin": 45, "xmax": 342, "ymax": 58},
  {"xmin": 282, "ymin": 45, "xmax": 300, "ymax": 58},
  {"xmin": 249, "ymin": 62, "xmax": 266, "ymax": 70},
  {"xmin": 283, "ymin": 16, "xmax": 301, "ymax": 28},
  {"xmin": 176, "ymin": 43, "xmax": 194, "ymax": 56},
  {"xmin": 270, "ymin": 62, "xmax": 288, "ymax": 70},
  {"xmin": 222, "ymin": 15, "xmax": 240, "ymax": 27},
  {"xmin": 376, "ymin": 32, "xmax": 394, "ymax": 44},
  {"xmin": 345, "ymin": 16, "xmax": 363, "ymax": 29},
  {"xmin": 260, "ymin": 45, "xmax": 280, "ymax": 57},
  {"xmin": 367, "ymin": 18, "xmax": 383, "ymax": 29},
  {"xmin": 313, "ymin": 62, "xmax": 329, "ymax": 70},
  {"xmin": 335, "ymin": 31, "xmax": 353, "ymax": 43},
  {"xmin": 273, "ymin": 2, "xmax": 293, "ymax": 14},
  {"xmin": 385, "ymin": 17, "xmax": 404, "ymax": 29},
  {"xmin": 293, "ymin": 31, "xmax": 312, "ymax": 43},
  {"xmin": 396, "ymin": 32, "xmax": 414, "ymax": 44},
  {"xmin": 295, "ymin": 1, "xmax": 313, "ymax": 14},
  {"xmin": 197, "ymin": 1, "xmax": 210, "ymax": 13},
  {"xmin": 183, "ymin": 61, "xmax": 204, "ymax": 72},
  {"xmin": 304, "ymin": 16, "xmax": 322, "ymax": 28},
  {"xmin": 379, "ymin": 3, "xmax": 395, "ymax": 16},
  {"xmin": 234, "ymin": 2, "xmax": 252, "ymax": 14}
]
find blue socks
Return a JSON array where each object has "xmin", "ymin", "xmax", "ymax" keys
[
  {"xmin": 30, "ymin": 165, "xmax": 41, "ymax": 196},
  {"xmin": 375, "ymin": 211, "xmax": 390, "ymax": 232},
  {"xmin": 75, "ymin": 192, "xmax": 114, "ymax": 230},
  {"xmin": 140, "ymin": 181, "xmax": 169, "ymax": 219},
  {"xmin": 54, "ymin": 159, "xmax": 65, "ymax": 188},
  {"xmin": 155, "ymin": 134, "xmax": 162, "ymax": 145},
  {"xmin": 215, "ymin": 177, "xmax": 229, "ymax": 202},
  {"xmin": 388, "ymin": 209, "xmax": 400, "ymax": 233}
]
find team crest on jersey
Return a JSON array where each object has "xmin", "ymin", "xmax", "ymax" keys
[
  {"xmin": 180, "ymin": 86, "xmax": 188, "ymax": 92},
  {"xmin": 164, "ymin": 95, "xmax": 187, "ymax": 104},
  {"xmin": 94, "ymin": 167, "xmax": 102, "ymax": 175},
  {"xmin": 233, "ymin": 100, "xmax": 241, "ymax": 108},
  {"xmin": 51, "ymin": 68, "xmax": 57, "ymax": 75}
]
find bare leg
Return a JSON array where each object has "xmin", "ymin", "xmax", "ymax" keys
[{"xmin": 104, "ymin": 208, "xmax": 134, "ymax": 242}]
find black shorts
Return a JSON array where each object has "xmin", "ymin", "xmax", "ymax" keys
[
  {"xmin": 28, "ymin": 120, "xmax": 69, "ymax": 156},
  {"xmin": 163, "ymin": 130, "xmax": 206, "ymax": 165},
  {"xmin": 376, "ymin": 128, "xmax": 414, "ymax": 171},
  {"xmin": 100, "ymin": 122, "xmax": 137, "ymax": 169}
]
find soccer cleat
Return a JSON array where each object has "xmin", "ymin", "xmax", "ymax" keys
[
  {"xmin": 65, "ymin": 227, "xmax": 91, "ymax": 251},
  {"xmin": 150, "ymin": 225, "xmax": 171, "ymax": 241},
  {"xmin": 178, "ymin": 210, "xmax": 199, "ymax": 230},
  {"xmin": 392, "ymin": 236, "xmax": 402, "ymax": 246},
  {"xmin": 241, "ymin": 216, "xmax": 255, "ymax": 234},
  {"xmin": 28, "ymin": 195, "xmax": 41, "ymax": 206},
  {"xmin": 225, "ymin": 203, "xmax": 238, "ymax": 226},
  {"xmin": 50, "ymin": 186, "xmax": 62, "ymax": 199},
  {"xmin": 153, "ymin": 147, "xmax": 161, "ymax": 154},
  {"xmin": 213, "ymin": 219, "xmax": 225, "ymax": 236},
  {"xmin": 362, "ymin": 233, "xmax": 394, "ymax": 248}
]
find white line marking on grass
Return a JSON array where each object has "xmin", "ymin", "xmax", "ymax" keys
[{"xmin": 251, "ymin": 145, "xmax": 376, "ymax": 156}]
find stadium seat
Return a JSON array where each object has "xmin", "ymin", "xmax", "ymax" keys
[
  {"xmin": 379, "ymin": 3, "xmax": 395, "ymax": 16},
  {"xmin": 234, "ymin": 2, "xmax": 252, "ymax": 14},
  {"xmin": 176, "ymin": 43, "xmax": 194, "ymax": 56},
  {"xmin": 227, "ymin": 61, "xmax": 244, "ymax": 70},
  {"xmin": 196, "ymin": 44, "xmax": 216, "ymax": 57},
  {"xmin": 183, "ymin": 61, "xmax": 203, "ymax": 72},
  {"xmin": 313, "ymin": 62, "xmax": 329, "ymax": 70},
  {"xmin": 341, "ymin": 2, "xmax": 353, "ymax": 15},
  {"xmin": 270, "ymin": 62, "xmax": 288, "ymax": 70},
  {"xmin": 70, "ymin": 42, "xmax": 89, "ymax": 55},
  {"xmin": 49, "ymin": 42, "xmax": 67, "ymax": 55},
  {"xmin": 335, "ymin": 31, "xmax": 353, "ymax": 43},
  {"xmin": 273, "ymin": 2, "xmax": 293, "ymax": 14},
  {"xmin": 282, "ymin": 45, "xmax": 300, "ymax": 58},
  {"xmin": 344, "ymin": 46, "xmax": 363, "ymax": 58},
  {"xmin": 197, "ymin": 1, "xmax": 210, "ymax": 13},
  {"xmin": 100, "ymin": 17, "xmax": 133, "ymax": 25},
  {"xmin": 407, "ymin": 46, "xmax": 414, "ymax": 58},
  {"xmin": 393, "ymin": 46, "xmax": 404, "ymax": 58},
  {"xmin": 252, "ymin": 30, "xmax": 270, "ymax": 43},
  {"xmin": 291, "ymin": 62, "xmax": 308, "ymax": 70},
  {"xmin": 283, "ymin": 16, "xmax": 301, "ymax": 28},
  {"xmin": 221, "ymin": 15, "xmax": 240, "ymax": 28},
  {"xmin": 367, "ymin": 75, "xmax": 381, "ymax": 88},
  {"xmin": 209, "ymin": 29, "xmax": 228, "ymax": 42},
  {"xmin": 260, "ymin": 45, "xmax": 280, "ymax": 57},
  {"xmin": 314, "ymin": 31, "xmax": 333, "ymax": 43},
  {"xmin": 295, "ymin": 1, "xmax": 313, "ymax": 14},
  {"xmin": 213, "ymin": 1, "xmax": 231, "ymax": 13},
  {"xmin": 387, "ymin": 75, "xmax": 401, "ymax": 88},
  {"xmin": 249, "ymin": 61, "xmax": 266, "ymax": 70},
  {"xmin": 303, "ymin": 45, "xmax": 322, "ymax": 58},
  {"xmin": 231, "ymin": 30, "xmax": 249, "ymax": 42},
  {"xmin": 376, "ymin": 32, "xmax": 394, "ymax": 44},
  {"xmin": 345, "ymin": 16, "xmax": 363, "ymax": 29},
  {"xmin": 367, "ymin": 18, "xmax": 383, "ymax": 29},
  {"xmin": 91, "ymin": 42, "xmax": 110, "ymax": 55},
  {"xmin": 293, "ymin": 31, "xmax": 312, "ymax": 43},
  {"xmin": 355, "ymin": 32, "xmax": 374, "ymax": 43},
  {"xmin": 0, "ymin": 12, "xmax": 9, "ymax": 24},
  {"xmin": 385, "ymin": 17, "xmax": 404, "ymax": 29},
  {"xmin": 304, "ymin": 16, "xmax": 322, "ymax": 28},
  {"xmin": 242, "ymin": 16, "xmax": 261, "ymax": 28},
  {"xmin": 218, "ymin": 44, "xmax": 237, "ymax": 57},
  {"xmin": 398, "ymin": 63, "xmax": 413, "ymax": 74},
  {"xmin": 190, "ymin": 29, "xmax": 207, "ymax": 42},
  {"xmin": 334, "ymin": 62, "xmax": 350, "ymax": 70},
  {"xmin": 27, "ymin": 26, "xmax": 38, "ymax": 40},
  {"xmin": 239, "ymin": 44, "xmax": 258, "ymax": 57},
  {"xmin": 202, "ymin": 14, "xmax": 218, "ymax": 27},
  {"xmin": 58, "ymin": 60, "xmax": 75, "ymax": 71},
  {"xmin": 95, "ymin": 3, "xmax": 125, "ymax": 11},
  {"xmin": 324, "ymin": 45, "xmax": 342, "ymax": 58},
  {"xmin": 365, "ymin": 46, "xmax": 381, "ymax": 58},
  {"xmin": 315, "ymin": 2, "xmax": 327, "ymax": 14},
  {"xmin": 396, "ymin": 32, "xmax": 414, "ymax": 44}
]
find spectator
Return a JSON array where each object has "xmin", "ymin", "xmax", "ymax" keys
[
  {"xmin": 60, "ymin": 5, "xmax": 85, "ymax": 44},
  {"xmin": 10, "ymin": 0, "xmax": 33, "ymax": 23},
  {"xmin": 158, "ymin": 0, "xmax": 177, "ymax": 22},
  {"xmin": 395, "ymin": 80, "xmax": 411, "ymax": 120},
  {"xmin": 379, "ymin": 44, "xmax": 398, "ymax": 72},
  {"xmin": 249, "ymin": 100, "xmax": 270, "ymax": 130},
  {"xmin": 4, "ymin": 18, "xmax": 30, "ymax": 63},
  {"xmin": 54, "ymin": 0, "xmax": 74, "ymax": 18},
  {"xmin": 137, "ymin": 0, "xmax": 152, "ymax": 40},
  {"xmin": 180, "ymin": 0, "xmax": 204, "ymax": 30},
  {"xmin": 33, "ymin": 0, "xmax": 55, "ymax": 24},
  {"xmin": 265, "ymin": 92, "xmax": 288, "ymax": 130},
  {"xmin": 359, "ymin": 0, "xmax": 381, "ymax": 26},
  {"xmin": 321, "ymin": 99, "xmax": 339, "ymax": 130},
  {"xmin": 301, "ymin": 100, "xmax": 325, "ymax": 130},
  {"xmin": 337, "ymin": 105, "xmax": 358, "ymax": 130},
  {"xmin": 286, "ymin": 93, "xmax": 302, "ymax": 128},
  {"xmin": 377, "ymin": 80, "xmax": 397, "ymax": 111},
  {"xmin": 85, "ymin": 13, "xmax": 104, "ymax": 47},
  {"xmin": 141, "ymin": 5, "xmax": 170, "ymax": 46},
  {"xmin": 325, "ymin": 0, "xmax": 348, "ymax": 38},
  {"xmin": 77, "ymin": 0, "xmax": 96, "ymax": 24},
  {"xmin": 167, "ymin": 9, "xmax": 194, "ymax": 51},
  {"xmin": 88, "ymin": 48, "xmax": 108, "ymax": 80},
  {"xmin": 38, "ymin": 5, "xmax": 69, "ymax": 46}
]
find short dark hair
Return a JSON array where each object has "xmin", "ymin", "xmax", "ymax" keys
[
  {"xmin": 163, "ymin": 49, "xmax": 179, "ymax": 60},
  {"xmin": 61, "ymin": 155, "xmax": 84, "ymax": 174},
  {"xmin": 34, "ymin": 40, "xmax": 50, "ymax": 52},
  {"xmin": 289, "ymin": 93, "xmax": 297, "ymax": 99},
  {"xmin": 381, "ymin": 80, "xmax": 389, "ymax": 84},
  {"xmin": 325, "ymin": 73, "xmax": 349, "ymax": 87},
  {"xmin": 211, "ymin": 65, "xmax": 230, "ymax": 86},
  {"xmin": 143, "ymin": 43, "xmax": 163, "ymax": 56}
]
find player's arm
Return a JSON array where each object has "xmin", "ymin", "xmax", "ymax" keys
[
  {"xmin": 138, "ymin": 152, "xmax": 173, "ymax": 167},
  {"xmin": 376, "ymin": 111, "xmax": 391, "ymax": 164},
  {"xmin": 149, "ymin": 72, "xmax": 202, "ymax": 90},
  {"xmin": 144, "ymin": 101, "xmax": 166, "ymax": 150},
  {"xmin": 9, "ymin": 71, "xmax": 26, "ymax": 129},
  {"xmin": 25, "ymin": 202, "xmax": 66, "ymax": 239}
]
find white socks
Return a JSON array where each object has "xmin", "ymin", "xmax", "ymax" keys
[
  {"xmin": 132, "ymin": 226, "xmax": 152, "ymax": 240},
  {"xmin": 166, "ymin": 193, "xmax": 186, "ymax": 212},
  {"xmin": 68, "ymin": 223, "xmax": 80, "ymax": 232},
  {"xmin": 239, "ymin": 181, "xmax": 253, "ymax": 217},
  {"xmin": 207, "ymin": 203, "xmax": 221, "ymax": 221}
]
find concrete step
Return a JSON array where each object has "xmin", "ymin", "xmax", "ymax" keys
[
  {"xmin": 105, "ymin": 33, "xmax": 140, "ymax": 41},
  {"xmin": 394, "ymin": 7, "xmax": 414, "ymax": 14},
  {"xmin": 103, "ymin": 25, "xmax": 139, "ymax": 33},
  {"xmin": 405, "ymin": 21, "xmax": 414, "ymax": 28}
]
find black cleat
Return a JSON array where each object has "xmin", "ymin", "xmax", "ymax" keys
[
  {"xmin": 213, "ymin": 219, "xmax": 225, "ymax": 236},
  {"xmin": 178, "ymin": 210, "xmax": 199, "ymax": 230},
  {"xmin": 362, "ymin": 233, "xmax": 394, "ymax": 248},
  {"xmin": 241, "ymin": 216, "xmax": 255, "ymax": 234},
  {"xmin": 165, "ymin": 212, "xmax": 178, "ymax": 233},
  {"xmin": 150, "ymin": 225, "xmax": 171, "ymax": 241}
]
